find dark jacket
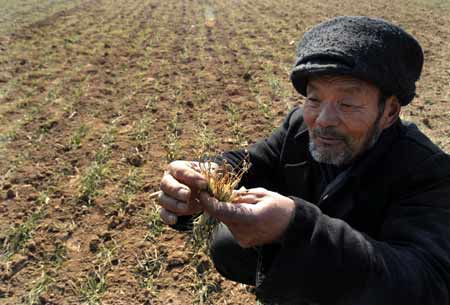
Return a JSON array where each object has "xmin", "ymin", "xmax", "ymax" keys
[{"xmin": 221, "ymin": 106, "xmax": 450, "ymax": 305}]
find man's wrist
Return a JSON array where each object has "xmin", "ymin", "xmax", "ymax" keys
[{"xmin": 278, "ymin": 196, "xmax": 320, "ymax": 247}]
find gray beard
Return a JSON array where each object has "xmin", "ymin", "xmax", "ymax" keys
[{"xmin": 309, "ymin": 123, "xmax": 382, "ymax": 166}]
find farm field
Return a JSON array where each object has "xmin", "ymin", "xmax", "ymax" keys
[{"xmin": 0, "ymin": 0, "xmax": 449, "ymax": 304}]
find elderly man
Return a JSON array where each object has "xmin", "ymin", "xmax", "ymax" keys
[{"xmin": 158, "ymin": 16, "xmax": 450, "ymax": 305}]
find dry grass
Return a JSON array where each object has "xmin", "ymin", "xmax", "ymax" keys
[
  {"xmin": 198, "ymin": 157, "xmax": 250, "ymax": 203},
  {"xmin": 192, "ymin": 155, "xmax": 251, "ymax": 250}
]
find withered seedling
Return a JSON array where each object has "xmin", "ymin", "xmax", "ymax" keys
[{"xmin": 192, "ymin": 152, "xmax": 251, "ymax": 251}]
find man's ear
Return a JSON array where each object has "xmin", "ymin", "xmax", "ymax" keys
[{"xmin": 380, "ymin": 96, "xmax": 401, "ymax": 130}]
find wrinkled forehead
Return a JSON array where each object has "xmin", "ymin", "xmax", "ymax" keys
[{"xmin": 307, "ymin": 75, "xmax": 377, "ymax": 95}]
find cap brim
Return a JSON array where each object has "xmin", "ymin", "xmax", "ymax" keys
[{"xmin": 290, "ymin": 60, "xmax": 353, "ymax": 97}]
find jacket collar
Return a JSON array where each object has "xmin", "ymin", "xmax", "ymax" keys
[{"xmin": 348, "ymin": 119, "xmax": 402, "ymax": 179}]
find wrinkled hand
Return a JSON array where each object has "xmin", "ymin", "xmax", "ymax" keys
[
  {"xmin": 157, "ymin": 160, "xmax": 215, "ymax": 225},
  {"xmin": 199, "ymin": 187, "xmax": 296, "ymax": 248}
]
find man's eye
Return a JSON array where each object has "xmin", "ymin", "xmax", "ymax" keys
[{"xmin": 339, "ymin": 101, "xmax": 358, "ymax": 110}]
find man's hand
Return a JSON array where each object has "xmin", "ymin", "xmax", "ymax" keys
[
  {"xmin": 158, "ymin": 160, "xmax": 213, "ymax": 225},
  {"xmin": 198, "ymin": 187, "xmax": 296, "ymax": 247}
]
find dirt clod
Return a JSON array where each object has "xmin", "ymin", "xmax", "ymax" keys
[
  {"xmin": 166, "ymin": 251, "xmax": 188, "ymax": 270},
  {"xmin": 89, "ymin": 238, "xmax": 101, "ymax": 253},
  {"xmin": 126, "ymin": 151, "xmax": 145, "ymax": 167},
  {"xmin": 5, "ymin": 189, "xmax": 16, "ymax": 200}
]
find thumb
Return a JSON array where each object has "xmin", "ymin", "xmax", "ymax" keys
[
  {"xmin": 198, "ymin": 191, "xmax": 225, "ymax": 217},
  {"xmin": 198, "ymin": 191, "xmax": 253, "ymax": 224},
  {"xmin": 168, "ymin": 161, "xmax": 208, "ymax": 191}
]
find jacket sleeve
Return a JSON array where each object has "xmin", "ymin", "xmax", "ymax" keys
[{"xmin": 256, "ymin": 153, "xmax": 450, "ymax": 305}]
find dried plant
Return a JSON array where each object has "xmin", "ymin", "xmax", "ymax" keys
[{"xmin": 192, "ymin": 153, "xmax": 251, "ymax": 251}]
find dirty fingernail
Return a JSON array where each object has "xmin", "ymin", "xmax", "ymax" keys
[{"xmin": 168, "ymin": 214, "xmax": 177, "ymax": 224}]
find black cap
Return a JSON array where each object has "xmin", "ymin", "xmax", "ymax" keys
[{"xmin": 291, "ymin": 16, "xmax": 424, "ymax": 106}]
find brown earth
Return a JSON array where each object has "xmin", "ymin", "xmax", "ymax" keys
[{"xmin": 0, "ymin": 0, "xmax": 449, "ymax": 304}]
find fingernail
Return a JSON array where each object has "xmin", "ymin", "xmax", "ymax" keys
[
  {"xmin": 180, "ymin": 189, "xmax": 190, "ymax": 200},
  {"xmin": 199, "ymin": 191, "xmax": 213, "ymax": 202},
  {"xmin": 168, "ymin": 214, "xmax": 177, "ymax": 225},
  {"xmin": 198, "ymin": 180, "xmax": 208, "ymax": 190}
]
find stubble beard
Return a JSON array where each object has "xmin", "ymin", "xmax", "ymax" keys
[{"xmin": 308, "ymin": 122, "xmax": 382, "ymax": 167}]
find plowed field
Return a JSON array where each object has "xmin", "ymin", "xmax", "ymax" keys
[{"xmin": 0, "ymin": 0, "xmax": 449, "ymax": 304}]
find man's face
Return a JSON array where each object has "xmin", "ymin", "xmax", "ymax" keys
[{"xmin": 303, "ymin": 75, "xmax": 385, "ymax": 166}]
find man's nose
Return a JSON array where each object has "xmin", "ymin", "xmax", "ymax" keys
[{"xmin": 316, "ymin": 102, "xmax": 340, "ymax": 128}]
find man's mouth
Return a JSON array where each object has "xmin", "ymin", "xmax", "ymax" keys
[{"xmin": 316, "ymin": 135, "xmax": 344, "ymax": 145}]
